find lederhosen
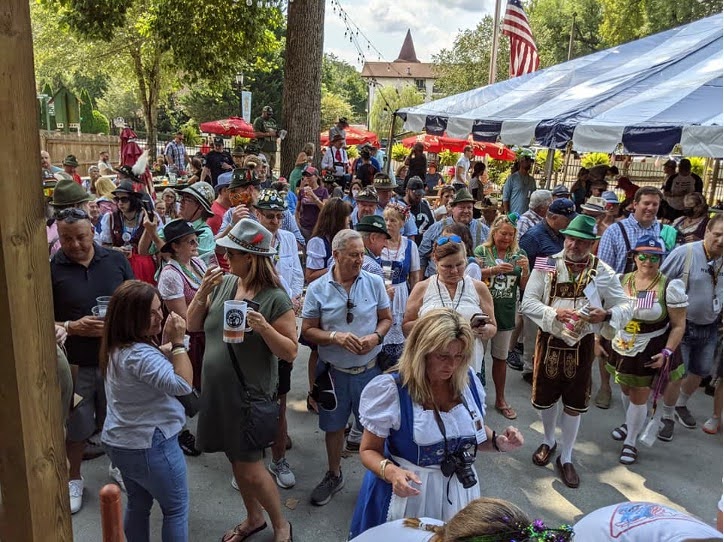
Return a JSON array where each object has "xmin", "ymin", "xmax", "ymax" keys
[{"xmin": 531, "ymin": 258, "xmax": 598, "ymax": 413}]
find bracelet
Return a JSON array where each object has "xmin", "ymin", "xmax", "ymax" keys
[
  {"xmin": 379, "ymin": 458, "xmax": 391, "ymax": 481},
  {"xmin": 329, "ymin": 331, "xmax": 337, "ymax": 344},
  {"xmin": 172, "ymin": 343, "xmax": 185, "ymax": 350},
  {"xmin": 491, "ymin": 430, "xmax": 502, "ymax": 452},
  {"xmin": 662, "ymin": 348, "xmax": 674, "ymax": 358},
  {"xmin": 171, "ymin": 347, "xmax": 187, "ymax": 356}
]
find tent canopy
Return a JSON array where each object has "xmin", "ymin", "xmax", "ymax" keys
[{"xmin": 398, "ymin": 14, "xmax": 722, "ymax": 158}]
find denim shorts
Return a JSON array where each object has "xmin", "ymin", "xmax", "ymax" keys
[
  {"xmin": 317, "ymin": 360, "xmax": 380, "ymax": 433},
  {"xmin": 680, "ymin": 320, "xmax": 721, "ymax": 377}
]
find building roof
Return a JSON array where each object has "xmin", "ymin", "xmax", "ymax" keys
[
  {"xmin": 360, "ymin": 62, "xmax": 436, "ymax": 80},
  {"xmin": 396, "ymin": 29, "xmax": 419, "ymax": 63}
]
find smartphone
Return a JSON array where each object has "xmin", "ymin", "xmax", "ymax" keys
[{"xmin": 470, "ymin": 313, "xmax": 489, "ymax": 329}]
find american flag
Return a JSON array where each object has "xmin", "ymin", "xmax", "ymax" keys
[
  {"xmin": 502, "ymin": 0, "xmax": 540, "ymax": 77},
  {"xmin": 636, "ymin": 291, "xmax": 656, "ymax": 310},
  {"xmin": 534, "ymin": 256, "xmax": 557, "ymax": 272}
]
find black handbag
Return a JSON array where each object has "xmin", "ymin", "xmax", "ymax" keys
[
  {"xmin": 176, "ymin": 389, "xmax": 200, "ymax": 418},
  {"xmin": 227, "ymin": 344, "xmax": 280, "ymax": 450}
]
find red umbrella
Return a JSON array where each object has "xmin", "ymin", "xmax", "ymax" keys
[
  {"xmin": 401, "ymin": 134, "xmax": 516, "ymax": 161},
  {"xmin": 199, "ymin": 117, "xmax": 256, "ymax": 138},
  {"xmin": 320, "ymin": 126, "xmax": 380, "ymax": 147},
  {"xmin": 119, "ymin": 127, "xmax": 139, "ymax": 166}
]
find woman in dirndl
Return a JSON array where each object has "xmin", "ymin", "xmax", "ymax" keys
[
  {"xmin": 379, "ymin": 201, "xmax": 421, "ymax": 369},
  {"xmin": 100, "ymin": 180, "xmax": 158, "ymax": 284},
  {"xmin": 350, "ymin": 309, "xmax": 523, "ymax": 539},
  {"xmin": 607, "ymin": 234, "xmax": 688, "ymax": 465}
]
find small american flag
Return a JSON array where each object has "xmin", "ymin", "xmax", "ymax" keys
[
  {"xmin": 637, "ymin": 291, "xmax": 656, "ymax": 310},
  {"xmin": 502, "ymin": 0, "xmax": 540, "ymax": 78},
  {"xmin": 534, "ymin": 256, "xmax": 557, "ymax": 272}
]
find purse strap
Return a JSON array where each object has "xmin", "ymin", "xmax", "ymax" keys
[{"xmin": 227, "ymin": 342, "xmax": 252, "ymax": 400}]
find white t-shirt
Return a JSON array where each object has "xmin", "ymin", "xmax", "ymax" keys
[
  {"xmin": 350, "ymin": 518, "xmax": 443, "ymax": 541},
  {"xmin": 455, "ymin": 156, "xmax": 470, "ymax": 184},
  {"xmin": 573, "ymin": 502, "xmax": 722, "ymax": 542}
]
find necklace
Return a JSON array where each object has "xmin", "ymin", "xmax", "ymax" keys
[
  {"xmin": 436, "ymin": 277, "xmax": 464, "ymax": 311},
  {"xmin": 627, "ymin": 270, "xmax": 662, "ymax": 298},
  {"xmin": 385, "ymin": 236, "xmax": 403, "ymax": 263},
  {"xmin": 177, "ymin": 259, "xmax": 202, "ymax": 287}
]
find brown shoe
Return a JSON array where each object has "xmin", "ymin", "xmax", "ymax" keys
[
  {"xmin": 532, "ymin": 442, "xmax": 557, "ymax": 466},
  {"xmin": 556, "ymin": 456, "xmax": 580, "ymax": 488}
]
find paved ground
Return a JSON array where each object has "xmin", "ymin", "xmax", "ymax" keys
[{"xmin": 72, "ymin": 344, "xmax": 722, "ymax": 541}]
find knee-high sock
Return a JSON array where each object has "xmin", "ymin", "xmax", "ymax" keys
[
  {"xmin": 624, "ymin": 403, "xmax": 648, "ymax": 447},
  {"xmin": 540, "ymin": 404, "xmax": 559, "ymax": 447},
  {"xmin": 559, "ymin": 412, "xmax": 581, "ymax": 464},
  {"xmin": 620, "ymin": 391, "xmax": 631, "ymax": 414}
]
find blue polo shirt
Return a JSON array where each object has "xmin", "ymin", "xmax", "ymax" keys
[
  {"xmin": 51, "ymin": 244, "xmax": 134, "ymax": 366},
  {"xmin": 302, "ymin": 266, "xmax": 390, "ymax": 369},
  {"xmin": 519, "ymin": 220, "xmax": 564, "ymax": 264}
]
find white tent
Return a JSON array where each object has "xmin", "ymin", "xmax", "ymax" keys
[{"xmin": 398, "ymin": 14, "xmax": 723, "ymax": 157}]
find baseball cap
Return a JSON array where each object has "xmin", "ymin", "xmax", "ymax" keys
[
  {"xmin": 262, "ymin": 105, "xmax": 273, "ymax": 113},
  {"xmin": 302, "ymin": 166, "xmax": 318, "ymax": 177},
  {"xmin": 216, "ymin": 171, "xmax": 232, "ymax": 193},
  {"xmin": 407, "ymin": 177, "xmax": 425, "ymax": 191},
  {"xmin": 548, "ymin": 198, "xmax": 577, "ymax": 217},
  {"xmin": 213, "ymin": 136, "xmax": 224, "ymax": 146}
]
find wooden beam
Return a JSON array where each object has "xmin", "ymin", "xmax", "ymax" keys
[{"xmin": 0, "ymin": 1, "xmax": 73, "ymax": 540}]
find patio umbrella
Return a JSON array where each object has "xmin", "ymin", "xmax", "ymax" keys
[
  {"xmin": 320, "ymin": 126, "xmax": 380, "ymax": 147},
  {"xmin": 119, "ymin": 126, "xmax": 139, "ymax": 166},
  {"xmin": 199, "ymin": 117, "xmax": 256, "ymax": 138},
  {"xmin": 401, "ymin": 134, "xmax": 516, "ymax": 161}
]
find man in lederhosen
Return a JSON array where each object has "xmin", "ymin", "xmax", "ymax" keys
[{"xmin": 521, "ymin": 215, "xmax": 632, "ymax": 488}]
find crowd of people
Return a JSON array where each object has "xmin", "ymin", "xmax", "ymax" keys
[{"xmin": 43, "ymin": 121, "xmax": 723, "ymax": 542}]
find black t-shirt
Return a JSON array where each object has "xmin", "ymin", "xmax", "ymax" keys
[
  {"xmin": 204, "ymin": 150, "xmax": 234, "ymax": 186},
  {"xmin": 356, "ymin": 163, "xmax": 376, "ymax": 186},
  {"xmin": 51, "ymin": 245, "xmax": 134, "ymax": 366},
  {"xmin": 407, "ymin": 154, "xmax": 427, "ymax": 181},
  {"xmin": 407, "ymin": 197, "xmax": 434, "ymax": 244}
]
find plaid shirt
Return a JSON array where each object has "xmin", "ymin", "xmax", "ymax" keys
[
  {"xmin": 517, "ymin": 209, "xmax": 544, "ymax": 239},
  {"xmin": 164, "ymin": 140, "xmax": 186, "ymax": 169},
  {"xmin": 597, "ymin": 214, "xmax": 661, "ymax": 274}
]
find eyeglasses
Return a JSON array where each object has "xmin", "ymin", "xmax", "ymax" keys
[
  {"xmin": 346, "ymin": 297, "xmax": 355, "ymax": 324},
  {"xmin": 56, "ymin": 208, "xmax": 89, "ymax": 222},
  {"xmin": 436, "ymin": 235, "xmax": 462, "ymax": 246},
  {"xmin": 113, "ymin": 196, "xmax": 131, "ymax": 204},
  {"xmin": 262, "ymin": 212, "xmax": 284, "ymax": 221},
  {"xmin": 225, "ymin": 249, "xmax": 244, "ymax": 258},
  {"xmin": 637, "ymin": 253, "xmax": 661, "ymax": 262},
  {"xmin": 184, "ymin": 238, "xmax": 199, "ymax": 246}
]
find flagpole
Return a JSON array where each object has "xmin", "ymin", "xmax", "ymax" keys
[{"xmin": 488, "ymin": 0, "xmax": 502, "ymax": 85}]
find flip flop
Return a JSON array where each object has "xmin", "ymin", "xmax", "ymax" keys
[
  {"xmin": 496, "ymin": 404, "xmax": 517, "ymax": 420},
  {"xmin": 221, "ymin": 521, "xmax": 267, "ymax": 542}
]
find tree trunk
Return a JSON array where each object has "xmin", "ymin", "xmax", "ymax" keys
[
  {"xmin": 130, "ymin": 45, "xmax": 161, "ymax": 162},
  {"xmin": 281, "ymin": 0, "xmax": 325, "ymax": 176}
]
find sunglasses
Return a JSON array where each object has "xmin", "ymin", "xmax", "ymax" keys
[
  {"xmin": 436, "ymin": 235, "xmax": 462, "ymax": 246},
  {"xmin": 113, "ymin": 196, "xmax": 131, "ymax": 204},
  {"xmin": 605, "ymin": 202, "xmax": 618, "ymax": 209},
  {"xmin": 262, "ymin": 212, "xmax": 284, "ymax": 221},
  {"xmin": 346, "ymin": 296, "xmax": 355, "ymax": 324},
  {"xmin": 637, "ymin": 253, "xmax": 661, "ymax": 262},
  {"xmin": 56, "ymin": 208, "xmax": 89, "ymax": 221}
]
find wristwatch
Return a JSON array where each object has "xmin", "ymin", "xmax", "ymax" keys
[
  {"xmin": 374, "ymin": 331, "xmax": 384, "ymax": 345},
  {"xmin": 604, "ymin": 310, "xmax": 612, "ymax": 322}
]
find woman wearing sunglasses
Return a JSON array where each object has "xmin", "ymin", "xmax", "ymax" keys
[
  {"xmin": 473, "ymin": 213, "xmax": 529, "ymax": 420},
  {"xmin": 403, "ymin": 234, "xmax": 497, "ymax": 382},
  {"xmin": 100, "ymin": 180, "xmax": 159, "ymax": 285},
  {"xmin": 608, "ymin": 235, "xmax": 687, "ymax": 465}
]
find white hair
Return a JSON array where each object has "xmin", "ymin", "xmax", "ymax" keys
[
  {"xmin": 529, "ymin": 189, "xmax": 553, "ymax": 210},
  {"xmin": 332, "ymin": 229, "xmax": 362, "ymax": 252}
]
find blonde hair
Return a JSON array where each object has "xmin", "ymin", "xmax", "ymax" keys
[
  {"xmin": 482, "ymin": 214, "xmax": 519, "ymax": 253},
  {"xmin": 403, "ymin": 498, "xmax": 533, "ymax": 542},
  {"xmin": 383, "ymin": 205, "xmax": 405, "ymax": 224},
  {"xmin": 95, "ymin": 177, "xmax": 116, "ymax": 198},
  {"xmin": 397, "ymin": 308, "xmax": 474, "ymax": 406}
]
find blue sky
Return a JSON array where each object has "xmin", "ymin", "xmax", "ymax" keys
[{"xmin": 322, "ymin": 0, "xmax": 497, "ymax": 67}]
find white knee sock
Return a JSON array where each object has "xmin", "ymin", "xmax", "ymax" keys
[
  {"xmin": 559, "ymin": 412, "xmax": 581, "ymax": 463},
  {"xmin": 620, "ymin": 391, "xmax": 631, "ymax": 413},
  {"xmin": 540, "ymin": 404, "xmax": 559, "ymax": 447},
  {"xmin": 624, "ymin": 403, "xmax": 648, "ymax": 447}
]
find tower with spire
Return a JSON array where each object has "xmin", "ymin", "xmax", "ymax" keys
[{"xmin": 360, "ymin": 29, "xmax": 437, "ymax": 125}]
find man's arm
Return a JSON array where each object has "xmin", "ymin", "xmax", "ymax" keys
[
  {"xmin": 418, "ymin": 221, "xmax": 441, "ymax": 275},
  {"xmin": 520, "ymin": 269, "xmax": 558, "ymax": 333},
  {"xmin": 597, "ymin": 224, "xmax": 624, "ymax": 274}
]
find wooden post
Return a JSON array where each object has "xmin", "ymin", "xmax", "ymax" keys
[{"xmin": 0, "ymin": 1, "xmax": 73, "ymax": 540}]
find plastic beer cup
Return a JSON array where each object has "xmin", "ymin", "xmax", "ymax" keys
[{"xmin": 224, "ymin": 300, "xmax": 247, "ymax": 343}]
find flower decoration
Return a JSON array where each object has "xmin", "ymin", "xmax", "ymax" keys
[
  {"xmin": 386, "ymin": 200, "xmax": 410, "ymax": 220},
  {"xmin": 458, "ymin": 519, "xmax": 574, "ymax": 542}
]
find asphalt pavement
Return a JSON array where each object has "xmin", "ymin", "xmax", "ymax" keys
[{"xmin": 71, "ymin": 343, "xmax": 723, "ymax": 541}]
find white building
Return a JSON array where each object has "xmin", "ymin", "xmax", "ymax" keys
[{"xmin": 360, "ymin": 30, "xmax": 437, "ymax": 123}]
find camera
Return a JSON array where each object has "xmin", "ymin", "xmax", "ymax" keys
[{"xmin": 439, "ymin": 443, "xmax": 478, "ymax": 489}]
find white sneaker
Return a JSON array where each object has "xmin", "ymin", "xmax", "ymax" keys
[
  {"xmin": 268, "ymin": 458, "xmax": 296, "ymax": 489},
  {"xmin": 703, "ymin": 416, "xmax": 721, "ymax": 435},
  {"xmin": 231, "ymin": 476, "xmax": 239, "ymax": 491},
  {"xmin": 69, "ymin": 478, "xmax": 84, "ymax": 514},
  {"xmin": 109, "ymin": 464, "xmax": 126, "ymax": 492}
]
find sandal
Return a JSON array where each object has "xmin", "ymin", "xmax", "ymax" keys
[
  {"xmin": 495, "ymin": 404, "xmax": 517, "ymax": 420},
  {"xmin": 221, "ymin": 521, "xmax": 267, "ymax": 542},
  {"xmin": 619, "ymin": 444, "xmax": 638, "ymax": 465},
  {"xmin": 611, "ymin": 423, "xmax": 628, "ymax": 441},
  {"xmin": 275, "ymin": 522, "xmax": 293, "ymax": 542}
]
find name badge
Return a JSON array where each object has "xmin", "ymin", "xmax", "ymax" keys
[
  {"xmin": 471, "ymin": 410, "xmax": 486, "ymax": 443},
  {"xmin": 713, "ymin": 297, "xmax": 721, "ymax": 313}
]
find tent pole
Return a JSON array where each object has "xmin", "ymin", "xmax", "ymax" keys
[
  {"xmin": 489, "ymin": 0, "xmax": 502, "ymax": 85},
  {"xmin": 385, "ymin": 110, "xmax": 397, "ymax": 177},
  {"xmin": 543, "ymin": 148, "xmax": 555, "ymax": 189},
  {"xmin": 709, "ymin": 159, "xmax": 721, "ymax": 205},
  {"xmin": 561, "ymin": 142, "xmax": 573, "ymax": 187},
  {"xmin": 567, "ymin": 13, "xmax": 577, "ymax": 61}
]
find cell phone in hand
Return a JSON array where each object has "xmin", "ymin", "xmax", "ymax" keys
[{"xmin": 470, "ymin": 313, "xmax": 489, "ymax": 329}]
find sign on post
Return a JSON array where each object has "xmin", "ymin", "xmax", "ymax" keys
[{"xmin": 241, "ymin": 91, "xmax": 252, "ymax": 123}]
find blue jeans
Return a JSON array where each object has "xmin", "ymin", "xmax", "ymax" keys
[
  {"xmin": 105, "ymin": 429, "xmax": 189, "ymax": 542},
  {"xmin": 680, "ymin": 320, "xmax": 720, "ymax": 377}
]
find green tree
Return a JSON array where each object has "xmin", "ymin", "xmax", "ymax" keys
[
  {"xmin": 90, "ymin": 110, "xmax": 110, "ymax": 134},
  {"xmin": 320, "ymin": 92, "xmax": 353, "ymax": 133},
  {"xmin": 322, "ymin": 53, "xmax": 367, "ymax": 120},
  {"xmin": 431, "ymin": 16, "xmax": 510, "ymax": 96},
  {"xmin": 79, "ymin": 88, "xmax": 94, "ymax": 133},
  {"xmin": 369, "ymin": 85, "xmax": 424, "ymax": 138}
]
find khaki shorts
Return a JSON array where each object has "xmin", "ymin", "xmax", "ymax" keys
[{"xmin": 488, "ymin": 329, "xmax": 514, "ymax": 360}]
